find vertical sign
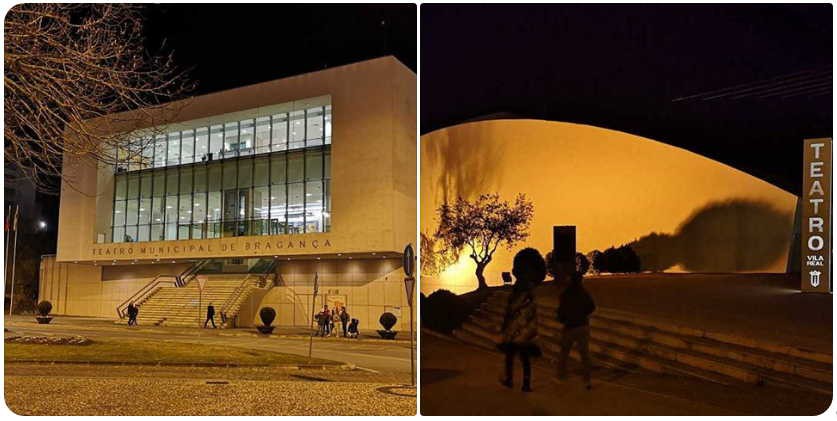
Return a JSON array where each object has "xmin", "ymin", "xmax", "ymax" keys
[
  {"xmin": 801, "ymin": 138, "xmax": 832, "ymax": 293},
  {"xmin": 552, "ymin": 226, "xmax": 577, "ymax": 279}
]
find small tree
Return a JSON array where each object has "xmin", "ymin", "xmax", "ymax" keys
[
  {"xmin": 420, "ymin": 231, "xmax": 457, "ymax": 276},
  {"xmin": 434, "ymin": 193, "xmax": 534, "ymax": 290}
]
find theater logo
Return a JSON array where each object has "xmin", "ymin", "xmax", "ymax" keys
[
  {"xmin": 91, "ymin": 238, "xmax": 333, "ymax": 259},
  {"xmin": 801, "ymin": 138, "xmax": 832, "ymax": 292}
]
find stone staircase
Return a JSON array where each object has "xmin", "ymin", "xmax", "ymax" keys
[
  {"xmin": 453, "ymin": 286, "xmax": 832, "ymax": 395},
  {"xmin": 135, "ymin": 275, "xmax": 267, "ymax": 327}
]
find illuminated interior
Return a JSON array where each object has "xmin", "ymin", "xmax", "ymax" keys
[{"xmin": 421, "ymin": 120, "xmax": 797, "ymax": 295}]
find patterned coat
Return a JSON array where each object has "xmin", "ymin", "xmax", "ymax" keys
[{"xmin": 501, "ymin": 287, "xmax": 538, "ymax": 346}]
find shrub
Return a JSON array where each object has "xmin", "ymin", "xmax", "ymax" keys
[
  {"xmin": 597, "ymin": 245, "xmax": 641, "ymax": 273},
  {"xmin": 421, "ymin": 289, "xmax": 473, "ymax": 334},
  {"xmin": 575, "ymin": 252, "xmax": 590, "ymax": 275},
  {"xmin": 379, "ymin": 312, "xmax": 397, "ymax": 331},
  {"xmin": 36, "ymin": 300, "xmax": 52, "ymax": 317},
  {"xmin": 259, "ymin": 307, "xmax": 276, "ymax": 326}
]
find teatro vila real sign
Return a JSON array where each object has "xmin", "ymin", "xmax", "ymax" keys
[
  {"xmin": 91, "ymin": 237, "xmax": 333, "ymax": 259},
  {"xmin": 801, "ymin": 138, "xmax": 832, "ymax": 293}
]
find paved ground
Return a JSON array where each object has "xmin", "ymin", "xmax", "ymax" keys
[
  {"xmin": 4, "ymin": 316, "xmax": 416, "ymax": 415},
  {"xmin": 420, "ymin": 333, "xmax": 831, "ymax": 416}
]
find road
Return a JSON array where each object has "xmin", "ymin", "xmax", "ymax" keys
[{"xmin": 4, "ymin": 316, "xmax": 413, "ymax": 375}]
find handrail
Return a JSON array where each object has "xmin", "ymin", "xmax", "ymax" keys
[
  {"xmin": 116, "ymin": 274, "xmax": 178, "ymax": 319},
  {"xmin": 177, "ymin": 259, "xmax": 210, "ymax": 287},
  {"xmin": 219, "ymin": 274, "xmax": 258, "ymax": 316}
]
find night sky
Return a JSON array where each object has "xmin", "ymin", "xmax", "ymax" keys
[
  {"xmin": 144, "ymin": 4, "xmax": 417, "ymax": 96},
  {"xmin": 421, "ymin": 4, "xmax": 832, "ymax": 194}
]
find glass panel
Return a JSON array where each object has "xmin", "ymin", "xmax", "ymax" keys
[
  {"xmin": 154, "ymin": 135, "xmax": 167, "ymax": 167},
  {"xmin": 270, "ymin": 184, "xmax": 286, "ymax": 234},
  {"xmin": 165, "ymin": 196, "xmax": 178, "ymax": 225},
  {"xmin": 324, "ymin": 179, "xmax": 331, "ymax": 232},
  {"xmin": 254, "ymin": 157, "xmax": 269, "ymax": 186},
  {"xmin": 113, "ymin": 200, "xmax": 126, "ymax": 226},
  {"xmin": 223, "ymin": 160, "xmax": 237, "ymax": 190},
  {"xmin": 288, "ymin": 152, "xmax": 304, "ymax": 182},
  {"xmin": 165, "ymin": 223, "xmax": 177, "ymax": 241},
  {"xmin": 192, "ymin": 223, "xmax": 204, "ymax": 240},
  {"xmin": 324, "ymin": 150, "xmax": 331, "ymax": 179},
  {"xmin": 140, "ymin": 174, "xmax": 152, "ymax": 198},
  {"xmin": 193, "ymin": 193, "xmax": 206, "ymax": 224},
  {"xmin": 253, "ymin": 185, "xmax": 270, "ymax": 223},
  {"xmin": 113, "ymin": 226, "xmax": 125, "ymax": 244},
  {"xmin": 127, "ymin": 174, "xmax": 140, "ymax": 199},
  {"xmin": 271, "ymin": 114, "xmax": 288, "ymax": 151},
  {"xmin": 209, "ymin": 125, "xmax": 224, "ymax": 159},
  {"xmin": 181, "ymin": 129, "xmax": 195, "ymax": 164},
  {"xmin": 270, "ymin": 154, "xmax": 286, "ymax": 184},
  {"xmin": 151, "ymin": 224, "xmax": 164, "ymax": 242},
  {"xmin": 255, "ymin": 116, "xmax": 271, "ymax": 154},
  {"xmin": 115, "ymin": 175, "xmax": 127, "ymax": 200},
  {"xmin": 141, "ymin": 138, "xmax": 155, "ymax": 169},
  {"xmin": 194, "ymin": 166, "xmax": 207, "ymax": 193},
  {"xmin": 167, "ymin": 132, "xmax": 181, "ymax": 166},
  {"xmin": 137, "ymin": 224, "xmax": 150, "ymax": 242},
  {"xmin": 223, "ymin": 122, "xmax": 238, "ymax": 157},
  {"xmin": 238, "ymin": 158, "xmax": 252, "ymax": 188},
  {"xmin": 305, "ymin": 181, "xmax": 323, "ymax": 233},
  {"xmin": 178, "ymin": 224, "xmax": 190, "ymax": 240},
  {"xmin": 125, "ymin": 226, "xmax": 138, "ymax": 243},
  {"xmin": 166, "ymin": 169, "xmax": 179, "ymax": 195},
  {"xmin": 207, "ymin": 191, "xmax": 222, "ymax": 222},
  {"xmin": 208, "ymin": 163, "xmax": 222, "ymax": 192},
  {"xmin": 195, "ymin": 127, "xmax": 209, "ymax": 162},
  {"xmin": 325, "ymin": 105, "xmax": 332, "ymax": 144},
  {"xmin": 179, "ymin": 193, "xmax": 192, "ymax": 232},
  {"xmin": 153, "ymin": 171, "xmax": 165, "ymax": 197},
  {"xmin": 289, "ymin": 110, "xmax": 305, "ymax": 149},
  {"xmin": 239, "ymin": 119, "xmax": 254, "ymax": 156},
  {"xmin": 179, "ymin": 166, "xmax": 193, "ymax": 193},
  {"xmin": 138, "ymin": 198, "xmax": 151, "ymax": 224},
  {"xmin": 287, "ymin": 182, "xmax": 304, "ymax": 234},
  {"xmin": 151, "ymin": 196, "xmax": 165, "ymax": 224},
  {"xmin": 306, "ymin": 149, "xmax": 323, "ymax": 181},
  {"xmin": 306, "ymin": 107, "xmax": 324, "ymax": 146}
]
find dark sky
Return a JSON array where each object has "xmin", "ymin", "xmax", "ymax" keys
[
  {"xmin": 421, "ymin": 4, "xmax": 832, "ymax": 194},
  {"xmin": 144, "ymin": 4, "xmax": 417, "ymax": 96}
]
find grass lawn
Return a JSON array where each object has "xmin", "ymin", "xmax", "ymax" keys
[{"xmin": 5, "ymin": 340, "xmax": 337, "ymax": 366}]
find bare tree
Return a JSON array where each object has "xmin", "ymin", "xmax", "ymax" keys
[
  {"xmin": 420, "ymin": 231, "xmax": 458, "ymax": 277},
  {"xmin": 434, "ymin": 193, "xmax": 534, "ymax": 290},
  {"xmin": 4, "ymin": 4, "xmax": 192, "ymax": 193}
]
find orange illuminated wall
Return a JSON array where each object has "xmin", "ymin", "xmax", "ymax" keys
[{"xmin": 421, "ymin": 120, "xmax": 797, "ymax": 295}]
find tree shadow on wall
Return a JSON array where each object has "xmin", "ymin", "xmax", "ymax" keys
[
  {"xmin": 629, "ymin": 199, "xmax": 794, "ymax": 272},
  {"xmin": 424, "ymin": 126, "xmax": 505, "ymax": 204}
]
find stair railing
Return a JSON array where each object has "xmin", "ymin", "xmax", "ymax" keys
[
  {"xmin": 177, "ymin": 259, "xmax": 210, "ymax": 287},
  {"xmin": 219, "ymin": 274, "xmax": 261, "ymax": 317},
  {"xmin": 116, "ymin": 275, "xmax": 178, "ymax": 319}
]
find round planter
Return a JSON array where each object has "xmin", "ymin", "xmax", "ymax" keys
[
  {"xmin": 377, "ymin": 330, "xmax": 398, "ymax": 340},
  {"xmin": 256, "ymin": 325, "xmax": 275, "ymax": 335},
  {"xmin": 35, "ymin": 316, "xmax": 53, "ymax": 324}
]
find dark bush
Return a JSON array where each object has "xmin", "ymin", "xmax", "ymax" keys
[
  {"xmin": 597, "ymin": 245, "xmax": 641, "ymax": 273},
  {"xmin": 379, "ymin": 312, "xmax": 397, "ymax": 331},
  {"xmin": 36, "ymin": 300, "xmax": 52, "ymax": 317},
  {"xmin": 421, "ymin": 289, "xmax": 474, "ymax": 334},
  {"xmin": 259, "ymin": 307, "xmax": 276, "ymax": 326},
  {"xmin": 575, "ymin": 252, "xmax": 590, "ymax": 275}
]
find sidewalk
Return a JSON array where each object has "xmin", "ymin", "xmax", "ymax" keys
[
  {"xmin": 420, "ymin": 332, "xmax": 831, "ymax": 415},
  {"xmin": 4, "ymin": 314, "xmax": 411, "ymax": 345}
]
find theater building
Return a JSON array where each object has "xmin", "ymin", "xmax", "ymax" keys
[{"xmin": 39, "ymin": 56, "xmax": 416, "ymax": 330}]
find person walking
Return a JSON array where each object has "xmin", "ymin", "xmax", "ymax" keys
[
  {"xmin": 127, "ymin": 303, "xmax": 137, "ymax": 326},
  {"xmin": 339, "ymin": 307, "xmax": 350, "ymax": 337},
  {"xmin": 204, "ymin": 303, "xmax": 217, "ymax": 328},
  {"xmin": 555, "ymin": 254, "xmax": 596, "ymax": 390},
  {"xmin": 498, "ymin": 248, "xmax": 546, "ymax": 392}
]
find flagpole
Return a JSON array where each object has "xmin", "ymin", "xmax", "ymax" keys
[
  {"xmin": 4, "ymin": 205, "xmax": 12, "ymax": 295},
  {"xmin": 308, "ymin": 272, "xmax": 318, "ymax": 361},
  {"xmin": 9, "ymin": 205, "xmax": 19, "ymax": 316}
]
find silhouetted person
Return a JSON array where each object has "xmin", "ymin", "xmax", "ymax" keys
[
  {"xmin": 555, "ymin": 254, "xmax": 596, "ymax": 390},
  {"xmin": 127, "ymin": 303, "xmax": 138, "ymax": 326},
  {"xmin": 339, "ymin": 307, "xmax": 350, "ymax": 337},
  {"xmin": 204, "ymin": 303, "xmax": 216, "ymax": 328},
  {"xmin": 347, "ymin": 318, "xmax": 359, "ymax": 338},
  {"xmin": 499, "ymin": 247, "xmax": 546, "ymax": 392}
]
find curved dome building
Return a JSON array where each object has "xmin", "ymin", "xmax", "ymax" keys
[{"xmin": 421, "ymin": 119, "xmax": 797, "ymax": 295}]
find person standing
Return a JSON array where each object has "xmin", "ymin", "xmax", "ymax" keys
[
  {"xmin": 339, "ymin": 307, "xmax": 350, "ymax": 337},
  {"xmin": 555, "ymin": 254, "xmax": 596, "ymax": 390},
  {"xmin": 204, "ymin": 303, "xmax": 217, "ymax": 328},
  {"xmin": 126, "ymin": 303, "xmax": 137, "ymax": 326},
  {"xmin": 498, "ymin": 248, "xmax": 545, "ymax": 392}
]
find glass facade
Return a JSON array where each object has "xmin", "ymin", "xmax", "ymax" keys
[{"xmin": 111, "ymin": 104, "xmax": 332, "ymax": 243}]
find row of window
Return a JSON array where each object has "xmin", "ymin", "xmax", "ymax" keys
[
  {"xmin": 111, "ymin": 148, "xmax": 331, "ymax": 243},
  {"xmin": 116, "ymin": 105, "xmax": 332, "ymax": 172}
]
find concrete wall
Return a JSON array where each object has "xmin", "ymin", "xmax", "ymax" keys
[
  {"xmin": 421, "ymin": 120, "xmax": 798, "ymax": 295},
  {"xmin": 56, "ymin": 56, "xmax": 417, "ymax": 263}
]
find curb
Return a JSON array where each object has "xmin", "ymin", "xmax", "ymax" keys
[{"xmin": 5, "ymin": 360, "xmax": 351, "ymax": 370}]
